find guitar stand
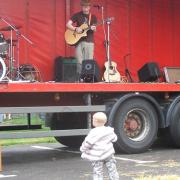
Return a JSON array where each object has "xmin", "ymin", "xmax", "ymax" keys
[{"xmin": 124, "ymin": 53, "xmax": 134, "ymax": 83}]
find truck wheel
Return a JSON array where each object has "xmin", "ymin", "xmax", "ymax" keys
[
  {"xmin": 104, "ymin": 98, "xmax": 117, "ymax": 116},
  {"xmin": 169, "ymin": 102, "xmax": 180, "ymax": 147},
  {"xmin": 50, "ymin": 113, "xmax": 87, "ymax": 148},
  {"xmin": 112, "ymin": 98, "xmax": 158, "ymax": 154}
]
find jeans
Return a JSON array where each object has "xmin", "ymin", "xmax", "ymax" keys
[
  {"xmin": 75, "ymin": 41, "xmax": 94, "ymax": 73},
  {"xmin": 91, "ymin": 155, "xmax": 119, "ymax": 180}
]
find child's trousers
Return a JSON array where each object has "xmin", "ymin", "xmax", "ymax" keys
[{"xmin": 91, "ymin": 155, "xmax": 119, "ymax": 180}]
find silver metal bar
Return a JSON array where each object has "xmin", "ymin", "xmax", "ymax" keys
[
  {"xmin": 0, "ymin": 129, "xmax": 90, "ymax": 139},
  {"xmin": 0, "ymin": 105, "xmax": 106, "ymax": 113},
  {"xmin": 86, "ymin": 94, "xmax": 92, "ymax": 129}
]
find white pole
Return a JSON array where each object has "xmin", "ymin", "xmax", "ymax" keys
[{"xmin": 0, "ymin": 145, "xmax": 2, "ymax": 171}]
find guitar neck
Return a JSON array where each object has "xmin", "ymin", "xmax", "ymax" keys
[{"xmin": 107, "ymin": 59, "xmax": 112, "ymax": 67}]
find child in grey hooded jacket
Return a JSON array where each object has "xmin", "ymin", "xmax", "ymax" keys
[{"xmin": 80, "ymin": 112, "xmax": 119, "ymax": 180}]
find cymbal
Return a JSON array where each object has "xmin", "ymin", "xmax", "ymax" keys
[{"xmin": 0, "ymin": 25, "xmax": 22, "ymax": 31}]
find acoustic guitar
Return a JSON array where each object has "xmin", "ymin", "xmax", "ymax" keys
[
  {"xmin": 103, "ymin": 60, "xmax": 121, "ymax": 83},
  {"xmin": 65, "ymin": 17, "xmax": 114, "ymax": 45}
]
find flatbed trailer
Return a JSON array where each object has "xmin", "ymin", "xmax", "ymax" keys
[{"xmin": 0, "ymin": 82, "xmax": 180, "ymax": 154}]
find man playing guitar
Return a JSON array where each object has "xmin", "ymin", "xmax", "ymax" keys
[{"xmin": 66, "ymin": 0, "xmax": 97, "ymax": 77}]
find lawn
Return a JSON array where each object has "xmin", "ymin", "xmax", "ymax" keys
[{"xmin": 0, "ymin": 113, "xmax": 57, "ymax": 146}]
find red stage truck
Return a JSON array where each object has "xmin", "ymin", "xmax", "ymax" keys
[{"xmin": 0, "ymin": 0, "xmax": 180, "ymax": 154}]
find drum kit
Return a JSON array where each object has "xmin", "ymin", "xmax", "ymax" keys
[{"xmin": 0, "ymin": 17, "xmax": 34, "ymax": 82}]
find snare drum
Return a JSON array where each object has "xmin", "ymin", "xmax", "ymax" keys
[{"xmin": 0, "ymin": 33, "xmax": 8, "ymax": 58}]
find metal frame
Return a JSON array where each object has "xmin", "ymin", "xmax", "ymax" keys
[
  {"xmin": 0, "ymin": 129, "xmax": 90, "ymax": 139},
  {"xmin": 0, "ymin": 105, "xmax": 105, "ymax": 139},
  {"xmin": 0, "ymin": 105, "xmax": 105, "ymax": 114}
]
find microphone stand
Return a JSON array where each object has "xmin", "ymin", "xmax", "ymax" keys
[
  {"xmin": 100, "ymin": 5, "xmax": 108, "ymax": 59},
  {"xmin": 100, "ymin": 6, "xmax": 110, "ymax": 82},
  {"xmin": 0, "ymin": 17, "xmax": 34, "ymax": 81},
  {"xmin": 99, "ymin": 6, "xmax": 114, "ymax": 82},
  {"xmin": 106, "ymin": 19, "xmax": 111, "ymax": 82}
]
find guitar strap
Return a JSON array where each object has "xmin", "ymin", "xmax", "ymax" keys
[{"xmin": 88, "ymin": 13, "xmax": 92, "ymax": 26}]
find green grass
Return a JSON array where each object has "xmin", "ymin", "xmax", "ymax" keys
[
  {"xmin": 0, "ymin": 114, "xmax": 57, "ymax": 146},
  {"xmin": 2, "ymin": 114, "xmax": 42, "ymax": 125},
  {"xmin": 1, "ymin": 137, "xmax": 57, "ymax": 146}
]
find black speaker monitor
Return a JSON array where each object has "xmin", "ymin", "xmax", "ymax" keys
[
  {"xmin": 54, "ymin": 56, "xmax": 78, "ymax": 82},
  {"xmin": 138, "ymin": 62, "xmax": 161, "ymax": 82},
  {"xmin": 81, "ymin": 59, "xmax": 100, "ymax": 82}
]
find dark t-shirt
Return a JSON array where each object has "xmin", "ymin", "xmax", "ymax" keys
[{"xmin": 71, "ymin": 11, "xmax": 97, "ymax": 43}]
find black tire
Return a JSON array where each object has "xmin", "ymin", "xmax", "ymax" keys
[
  {"xmin": 169, "ymin": 102, "xmax": 180, "ymax": 147},
  {"xmin": 50, "ymin": 112, "xmax": 87, "ymax": 148},
  {"xmin": 104, "ymin": 98, "xmax": 117, "ymax": 116},
  {"xmin": 112, "ymin": 98, "xmax": 158, "ymax": 154}
]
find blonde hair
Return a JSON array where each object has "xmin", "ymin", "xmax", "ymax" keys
[{"xmin": 93, "ymin": 112, "xmax": 107, "ymax": 125}]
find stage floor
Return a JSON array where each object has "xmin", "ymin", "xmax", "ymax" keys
[{"xmin": 0, "ymin": 82, "xmax": 179, "ymax": 93}]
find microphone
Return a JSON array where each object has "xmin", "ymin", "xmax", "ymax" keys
[
  {"xmin": 93, "ymin": 4, "xmax": 102, "ymax": 9},
  {"xmin": 106, "ymin": 17, "xmax": 115, "ymax": 22}
]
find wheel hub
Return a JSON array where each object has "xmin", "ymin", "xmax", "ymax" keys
[{"xmin": 124, "ymin": 113, "xmax": 142, "ymax": 138}]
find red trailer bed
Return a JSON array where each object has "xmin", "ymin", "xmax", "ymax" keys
[{"xmin": 0, "ymin": 82, "xmax": 179, "ymax": 93}]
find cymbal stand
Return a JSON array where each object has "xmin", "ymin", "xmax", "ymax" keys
[
  {"xmin": 0, "ymin": 17, "xmax": 34, "ymax": 81},
  {"xmin": 15, "ymin": 30, "xmax": 21, "ymax": 80},
  {"xmin": 9, "ymin": 28, "xmax": 13, "ymax": 79}
]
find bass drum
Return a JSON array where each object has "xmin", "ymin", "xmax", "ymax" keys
[
  {"xmin": 0, "ymin": 57, "xmax": 6, "ymax": 81},
  {"xmin": 19, "ymin": 64, "xmax": 42, "ymax": 81}
]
